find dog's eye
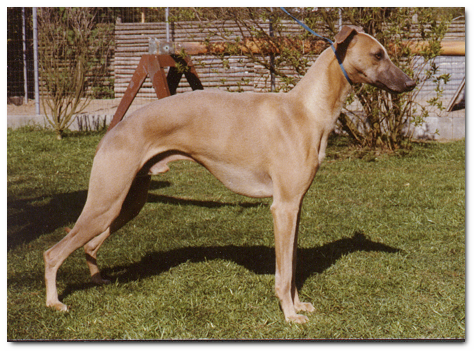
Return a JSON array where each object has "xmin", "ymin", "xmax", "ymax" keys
[{"xmin": 374, "ymin": 51, "xmax": 384, "ymax": 60}]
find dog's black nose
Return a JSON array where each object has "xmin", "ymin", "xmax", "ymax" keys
[{"xmin": 405, "ymin": 79, "xmax": 416, "ymax": 91}]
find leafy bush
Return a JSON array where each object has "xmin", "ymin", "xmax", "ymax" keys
[{"xmin": 38, "ymin": 8, "xmax": 114, "ymax": 139}]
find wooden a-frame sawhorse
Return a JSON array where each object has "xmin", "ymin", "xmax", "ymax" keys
[{"xmin": 107, "ymin": 54, "xmax": 203, "ymax": 131}]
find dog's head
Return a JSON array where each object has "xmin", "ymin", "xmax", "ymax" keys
[{"xmin": 335, "ymin": 26, "xmax": 416, "ymax": 93}]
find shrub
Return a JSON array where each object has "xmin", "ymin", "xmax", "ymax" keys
[{"xmin": 38, "ymin": 8, "xmax": 113, "ymax": 140}]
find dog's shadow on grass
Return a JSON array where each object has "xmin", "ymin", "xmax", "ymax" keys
[
  {"xmin": 11, "ymin": 178, "xmax": 399, "ymax": 299},
  {"xmin": 95, "ymin": 231, "xmax": 400, "ymax": 292},
  {"xmin": 9, "ymin": 179, "xmax": 254, "ymax": 250},
  {"xmin": 8, "ymin": 181, "xmax": 173, "ymax": 250},
  {"xmin": 60, "ymin": 232, "xmax": 400, "ymax": 301},
  {"xmin": 7, "ymin": 189, "xmax": 89, "ymax": 251}
]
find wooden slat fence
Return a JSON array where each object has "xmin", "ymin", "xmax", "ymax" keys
[
  {"xmin": 114, "ymin": 20, "xmax": 320, "ymax": 97},
  {"xmin": 113, "ymin": 19, "xmax": 465, "ymax": 99}
]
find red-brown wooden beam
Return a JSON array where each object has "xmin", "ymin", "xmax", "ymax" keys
[
  {"xmin": 155, "ymin": 39, "xmax": 465, "ymax": 56},
  {"xmin": 107, "ymin": 54, "xmax": 203, "ymax": 132}
]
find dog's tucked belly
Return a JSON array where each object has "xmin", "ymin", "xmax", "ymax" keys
[
  {"xmin": 205, "ymin": 161, "xmax": 274, "ymax": 198},
  {"xmin": 147, "ymin": 153, "xmax": 273, "ymax": 198}
]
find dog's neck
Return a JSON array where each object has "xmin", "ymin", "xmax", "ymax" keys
[{"xmin": 290, "ymin": 48, "xmax": 352, "ymax": 127}]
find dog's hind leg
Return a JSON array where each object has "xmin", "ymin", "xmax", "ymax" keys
[
  {"xmin": 61, "ymin": 227, "xmax": 111, "ymax": 285},
  {"xmin": 83, "ymin": 175, "xmax": 151, "ymax": 285},
  {"xmin": 83, "ymin": 230, "xmax": 111, "ymax": 285},
  {"xmin": 44, "ymin": 152, "xmax": 143, "ymax": 311},
  {"xmin": 44, "ymin": 218, "xmax": 115, "ymax": 311}
]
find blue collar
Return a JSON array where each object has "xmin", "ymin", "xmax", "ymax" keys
[{"xmin": 280, "ymin": 7, "xmax": 353, "ymax": 85}]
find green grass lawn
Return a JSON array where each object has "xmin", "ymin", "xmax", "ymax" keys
[{"xmin": 7, "ymin": 127, "xmax": 465, "ymax": 340}]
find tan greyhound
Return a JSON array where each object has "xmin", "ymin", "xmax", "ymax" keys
[{"xmin": 44, "ymin": 26, "xmax": 415, "ymax": 323}]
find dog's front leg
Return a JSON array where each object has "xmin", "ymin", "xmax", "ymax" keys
[{"xmin": 271, "ymin": 199, "xmax": 312, "ymax": 323}]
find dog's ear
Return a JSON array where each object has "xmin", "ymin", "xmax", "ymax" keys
[{"xmin": 335, "ymin": 25, "xmax": 364, "ymax": 45}]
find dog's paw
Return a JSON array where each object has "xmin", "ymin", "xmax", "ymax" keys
[
  {"xmin": 295, "ymin": 301, "xmax": 315, "ymax": 313},
  {"xmin": 286, "ymin": 313, "xmax": 309, "ymax": 324},
  {"xmin": 47, "ymin": 301, "xmax": 69, "ymax": 312}
]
